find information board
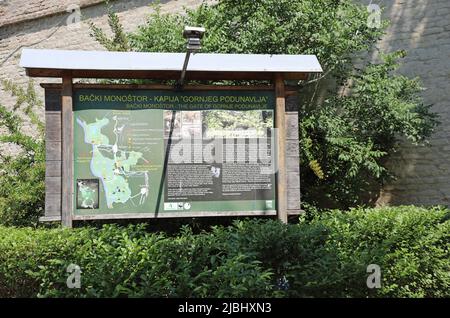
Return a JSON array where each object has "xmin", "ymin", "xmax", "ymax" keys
[{"xmin": 73, "ymin": 89, "xmax": 276, "ymax": 215}]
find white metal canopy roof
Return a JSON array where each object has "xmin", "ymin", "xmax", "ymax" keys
[{"xmin": 20, "ymin": 48, "xmax": 322, "ymax": 80}]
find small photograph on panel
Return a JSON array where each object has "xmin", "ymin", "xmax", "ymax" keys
[{"xmin": 76, "ymin": 179, "xmax": 99, "ymax": 209}]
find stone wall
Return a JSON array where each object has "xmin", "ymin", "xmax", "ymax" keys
[
  {"xmin": 371, "ymin": 0, "xmax": 450, "ymax": 206},
  {"xmin": 0, "ymin": 0, "xmax": 206, "ymax": 139},
  {"xmin": 0, "ymin": 0, "xmax": 104, "ymax": 28}
]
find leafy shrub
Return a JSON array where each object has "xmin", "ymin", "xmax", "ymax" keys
[
  {"xmin": 0, "ymin": 80, "xmax": 45, "ymax": 227},
  {"xmin": 0, "ymin": 206, "xmax": 448, "ymax": 298},
  {"xmin": 300, "ymin": 51, "xmax": 438, "ymax": 208},
  {"xmin": 312, "ymin": 206, "xmax": 450, "ymax": 297},
  {"xmin": 0, "ymin": 224, "xmax": 276, "ymax": 298}
]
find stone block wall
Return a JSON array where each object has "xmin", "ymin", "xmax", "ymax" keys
[
  {"xmin": 0, "ymin": 0, "xmax": 205, "ymax": 140},
  {"xmin": 371, "ymin": 0, "xmax": 450, "ymax": 206}
]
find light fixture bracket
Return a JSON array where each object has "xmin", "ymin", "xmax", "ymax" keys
[{"xmin": 176, "ymin": 26, "xmax": 206, "ymax": 91}]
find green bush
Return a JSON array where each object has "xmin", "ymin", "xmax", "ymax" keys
[
  {"xmin": 315, "ymin": 206, "xmax": 450, "ymax": 297},
  {"xmin": 0, "ymin": 80, "xmax": 45, "ymax": 227},
  {"xmin": 0, "ymin": 206, "xmax": 448, "ymax": 297},
  {"xmin": 0, "ymin": 224, "xmax": 276, "ymax": 297}
]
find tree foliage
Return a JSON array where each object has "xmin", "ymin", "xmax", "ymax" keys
[
  {"xmin": 90, "ymin": 0, "xmax": 437, "ymax": 208},
  {"xmin": 0, "ymin": 80, "xmax": 45, "ymax": 226}
]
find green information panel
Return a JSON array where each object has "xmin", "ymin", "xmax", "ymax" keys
[{"xmin": 73, "ymin": 89, "xmax": 276, "ymax": 216}]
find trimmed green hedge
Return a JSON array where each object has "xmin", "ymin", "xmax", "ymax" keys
[{"xmin": 0, "ymin": 206, "xmax": 449, "ymax": 298}]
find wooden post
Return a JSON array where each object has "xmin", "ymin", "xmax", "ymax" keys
[
  {"xmin": 61, "ymin": 73, "xmax": 73, "ymax": 228},
  {"xmin": 274, "ymin": 73, "xmax": 287, "ymax": 223}
]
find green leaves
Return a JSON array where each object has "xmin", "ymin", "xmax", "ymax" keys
[
  {"xmin": 300, "ymin": 52, "xmax": 438, "ymax": 208},
  {"xmin": 88, "ymin": 2, "xmax": 130, "ymax": 52},
  {"xmin": 0, "ymin": 80, "xmax": 45, "ymax": 227},
  {"xmin": 1, "ymin": 206, "xmax": 448, "ymax": 297},
  {"xmin": 315, "ymin": 206, "xmax": 450, "ymax": 297}
]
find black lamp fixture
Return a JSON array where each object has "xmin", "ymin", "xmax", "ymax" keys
[{"xmin": 176, "ymin": 26, "xmax": 205, "ymax": 90}]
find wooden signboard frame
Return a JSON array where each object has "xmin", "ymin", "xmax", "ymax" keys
[
  {"xmin": 21, "ymin": 49, "xmax": 322, "ymax": 227},
  {"xmin": 41, "ymin": 78, "xmax": 301, "ymax": 227}
]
